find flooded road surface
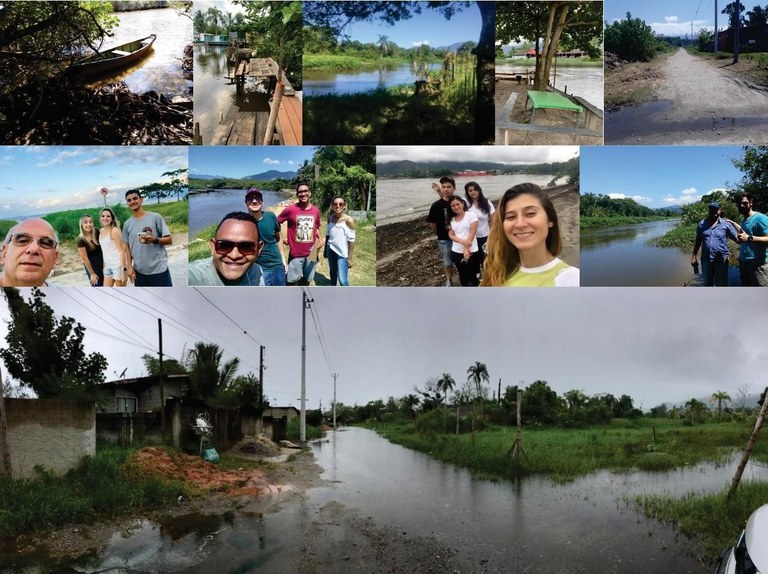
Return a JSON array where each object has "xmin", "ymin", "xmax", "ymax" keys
[
  {"xmin": 86, "ymin": 8, "xmax": 192, "ymax": 97},
  {"xmin": 34, "ymin": 428, "xmax": 768, "ymax": 573}
]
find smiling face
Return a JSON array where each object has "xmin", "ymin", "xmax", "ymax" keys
[
  {"xmin": 296, "ymin": 185, "xmax": 311, "ymax": 206},
  {"xmin": 332, "ymin": 198, "xmax": 346, "ymax": 215},
  {"xmin": 81, "ymin": 216, "xmax": 94, "ymax": 234},
  {"xmin": 738, "ymin": 196, "xmax": 753, "ymax": 217},
  {"xmin": 210, "ymin": 219, "xmax": 262, "ymax": 283},
  {"xmin": 1, "ymin": 219, "xmax": 59, "ymax": 286},
  {"xmin": 100, "ymin": 209, "xmax": 113, "ymax": 227},
  {"xmin": 502, "ymin": 193, "xmax": 553, "ymax": 255},
  {"xmin": 450, "ymin": 198, "xmax": 465, "ymax": 215}
]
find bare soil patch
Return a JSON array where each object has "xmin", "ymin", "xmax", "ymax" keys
[{"xmin": 604, "ymin": 53, "xmax": 666, "ymax": 110}]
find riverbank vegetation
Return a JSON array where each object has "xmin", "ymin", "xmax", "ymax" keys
[{"xmin": 580, "ymin": 193, "xmax": 674, "ymax": 230}]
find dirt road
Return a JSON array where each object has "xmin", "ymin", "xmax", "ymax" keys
[{"xmin": 607, "ymin": 48, "xmax": 768, "ymax": 144}]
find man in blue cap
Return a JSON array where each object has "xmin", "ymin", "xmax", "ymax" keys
[{"xmin": 691, "ymin": 201, "xmax": 738, "ymax": 286}]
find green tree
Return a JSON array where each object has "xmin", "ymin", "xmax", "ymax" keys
[
  {"xmin": 0, "ymin": 288, "xmax": 107, "ymax": 399},
  {"xmin": 746, "ymin": 5, "xmax": 768, "ymax": 27},
  {"xmin": 436, "ymin": 372, "xmax": 456, "ymax": 432},
  {"xmin": 732, "ymin": 146, "xmax": 768, "ymax": 211},
  {"xmin": 497, "ymin": 2, "xmax": 603, "ymax": 91},
  {"xmin": 522, "ymin": 380, "xmax": 561, "ymax": 425},
  {"xmin": 697, "ymin": 28, "xmax": 713, "ymax": 52},
  {"xmin": 684, "ymin": 398, "xmax": 709, "ymax": 424},
  {"xmin": 604, "ymin": 12, "xmax": 657, "ymax": 62},
  {"xmin": 400, "ymin": 393, "xmax": 421, "ymax": 419},
  {"xmin": 141, "ymin": 353, "xmax": 186, "ymax": 377},
  {"xmin": 710, "ymin": 391, "xmax": 732, "ymax": 417},
  {"xmin": 303, "ymin": 1, "xmax": 496, "ymax": 143},
  {"xmin": 184, "ymin": 342, "xmax": 240, "ymax": 402},
  {"xmin": 466, "ymin": 361, "xmax": 489, "ymax": 444},
  {"xmin": 228, "ymin": 372, "xmax": 269, "ymax": 415}
]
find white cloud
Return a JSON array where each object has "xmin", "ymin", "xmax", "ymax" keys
[
  {"xmin": 263, "ymin": 157, "xmax": 281, "ymax": 165},
  {"xmin": 662, "ymin": 187, "xmax": 699, "ymax": 205},
  {"xmin": 378, "ymin": 145, "xmax": 578, "ymax": 165},
  {"xmin": 651, "ymin": 19, "xmax": 710, "ymax": 36},
  {"xmin": 412, "ymin": 40, "xmax": 430, "ymax": 47},
  {"xmin": 607, "ymin": 193, "xmax": 653, "ymax": 203},
  {"xmin": 664, "ymin": 16, "xmax": 679, "ymax": 23}
]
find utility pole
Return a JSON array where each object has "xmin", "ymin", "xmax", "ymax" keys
[
  {"xmin": 733, "ymin": 1, "xmax": 741, "ymax": 64},
  {"xmin": 301, "ymin": 291, "xmax": 313, "ymax": 443},
  {"xmin": 158, "ymin": 318, "xmax": 165, "ymax": 441},
  {"xmin": 729, "ymin": 386, "xmax": 768, "ymax": 498},
  {"xmin": 714, "ymin": 0, "xmax": 718, "ymax": 55},
  {"xmin": 332, "ymin": 372, "xmax": 338, "ymax": 430}
]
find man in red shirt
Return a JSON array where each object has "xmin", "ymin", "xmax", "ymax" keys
[{"xmin": 277, "ymin": 181, "xmax": 323, "ymax": 285}]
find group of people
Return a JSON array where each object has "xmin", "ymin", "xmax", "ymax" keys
[
  {"xmin": 427, "ymin": 176, "xmax": 579, "ymax": 287},
  {"xmin": 691, "ymin": 193, "xmax": 768, "ymax": 287},
  {"xmin": 0, "ymin": 190, "xmax": 173, "ymax": 288},
  {"xmin": 189, "ymin": 181, "xmax": 356, "ymax": 287}
]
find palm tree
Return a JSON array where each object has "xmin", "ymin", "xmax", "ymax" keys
[
  {"xmin": 185, "ymin": 342, "xmax": 240, "ymax": 402},
  {"xmin": 685, "ymin": 398, "xmax": 709, "ymax": 425},
  {"xmin": 400, "ymin": 394, "xmax": 420, "ymax": 419},
  {"xmin": 710, "ymin": 391, "xmax": 732, "ymax": 417},
  {"xmin": 467, "ymin": 362, "xmax": 490, "ymax": 445},
  {"xmin": 436, "ymin": 373, "xmax": 455, "ymax": 433},
  {"xmin": 377, "ymin": 34, "xmax": 390, "ymax": 57}
]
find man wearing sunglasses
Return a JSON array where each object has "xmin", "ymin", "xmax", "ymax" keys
[
  {"xmin": 244, "ymin": 188, "xmax": 287, "ymax": 286},
  {"xmin": 277, "ymin": 181, "xmax": 323, "ymax": 285},
  {"xmin": 0, "ymin": 218, "xmax": 60, "ymax": 287},
  {"xmin": 122, "ymin": 190, "xmax": 173, "ymax": 287},
  {"xmin": 189, "ymin": 212, "xmax": 265, "ymax": 286},
  {"xmin": 735, "ymin": 193, "xmax": 768, "ymax": 286}
]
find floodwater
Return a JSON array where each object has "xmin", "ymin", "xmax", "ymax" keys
[
  {"xmin": 193, "ymin": 45, "xmax": 270, "ymax": 144},
  {"xmin": 188, "ymin": 189, "xmax": 289, "ymax": 236},
  {"xmin": 377, "ymin": 174, "xmax": 559, "ymax": 224},
  {"xmin": 304, "ymin": 62, "xmax": 443, "ymax": 96},
  {"xmin": 86, "ymin": 8, "xmax": 192, "ymax": 97},
  {"xmin": 580, "ymin": 219, "xmax": 697, "ymax": 286},
  {"xmin": 496, "ymin": 63, "xmax": 604, "ymax": 109},
  {"xmin": 33, "ymin": 427, "xmax": 768, "ymax": 573}
]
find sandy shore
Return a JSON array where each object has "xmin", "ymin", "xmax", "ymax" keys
[{"xmin": 376, "ymin": 186, "xmax": 580, "ymax": 287}]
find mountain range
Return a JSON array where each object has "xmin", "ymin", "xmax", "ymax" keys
[{"xmin": 191, "ymin": 170, "xmax": 296, "ymax": 181}]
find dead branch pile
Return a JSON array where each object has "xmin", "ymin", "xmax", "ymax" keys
[{"xmin": 1, "ymin": 75, "xmax": 193, "ymax": 145}]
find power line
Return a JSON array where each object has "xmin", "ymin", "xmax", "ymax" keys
[{"xmin": 192, "ymin": 288, "xmax": 265, "ymax": 347}]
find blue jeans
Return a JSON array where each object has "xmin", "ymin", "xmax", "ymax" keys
[
  {"xmin": 262, "ymin": 267, "xmax": 287, "ymax": 286},
  {"xmin": 328, "ymin": 251, "xmax": 349, "ymax": 286}
]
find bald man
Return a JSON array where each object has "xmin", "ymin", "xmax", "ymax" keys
[{"xmin": 0, "ymin": 218, "xmax": 60, "ymax": 286}]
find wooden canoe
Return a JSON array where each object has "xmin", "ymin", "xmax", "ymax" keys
[{"xmin": 70, "ymin": 34, "xmax": 157, "ymax": 77}]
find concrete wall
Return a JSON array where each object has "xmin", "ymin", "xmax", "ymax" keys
[{"xmin": 5, "ymin": 398, "xmax": 95, "ymax": 479}]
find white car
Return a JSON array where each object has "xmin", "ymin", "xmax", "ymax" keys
[{"xmin": 716, "ymin": 503, "xmax": 768, "ymax": 574}]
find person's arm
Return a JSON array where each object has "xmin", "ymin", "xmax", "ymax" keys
[
  {"xmin": 112, "ymin": 227, "xmax": 126, "ymax": 273},
  {"xmin": 691, "ymin": 226, "xmax": 702, "ymax": 264},
  {"xmin": 77, "ymin": 244, "xmax": 99, "ymax": 286},
  {"xmin": 346, "ymin": 218, "xmax": 355, "ymax": 267},
  {"xmin": 123, "ymin": 241, "xmax": 135, "ymax": 283},
  {"xmin": 275, "ymin": 223, "xmax": 287, "ymax": 269}
]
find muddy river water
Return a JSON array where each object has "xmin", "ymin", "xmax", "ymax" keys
[{"xmin": 10, "ymin": 427, "xmax": 768, "ymax": 573}]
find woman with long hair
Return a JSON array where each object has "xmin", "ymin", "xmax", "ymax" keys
[
  {"xmin": 481, "ymin": 183, "xmax": 579, "ymax": 287},
  {"xmin": 76, "ymin": 214, "xmax": 103, "ymax": 286},
  {"xmin": 447, "ymin": 194, "xmax": 481, "ymax": 286},
  {"xmin": 464, "ymin": 181, "xmax": 494, "ymax": 264},
  {"xmin": 325, "ymin": 195, "xmax": 356, "ymax": 286},
  {"xmin": 99, "ymin": 207, "xmax": 126, "ymax": 287}
]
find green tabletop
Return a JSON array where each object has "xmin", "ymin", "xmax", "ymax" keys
[{"xmin": 526, "ymin": 90, "xmax": 584, "ymax": 113}]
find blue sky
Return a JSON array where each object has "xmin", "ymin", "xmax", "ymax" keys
[
  {"xmin": 580, "ymin": 146, "xmax": 745, "ymax": 207},
  {"xmin": 605, "ymin": 0, "xmax": 726, "ymax": 36},
  {"xmin": 318, "ymin": 4, "xmax": 481, "ymax": 49},
  {"xmin": 188, "ymin": 147, "xmax": 314, "ymax": 178},
  {"xmin": 0, "ymin": 146, "xmax": 187, "ymax": 219}
]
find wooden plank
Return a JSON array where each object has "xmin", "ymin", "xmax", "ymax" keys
[
  {"xmin": 276, "ymin": 96, "xmax": 302, "ymax": 145},
  {"xmin": 228, "ymin": 111, "xmax": 258, "ymax": 145},
  {"xmin": 209, "ymin": 120, "xmax": 234, "ymax": 146},
  {"xmin": 496, "ymin": 92, "xmax": 518, "ymax": 123}
]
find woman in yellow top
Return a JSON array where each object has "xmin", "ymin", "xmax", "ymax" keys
[{"xmin": 481, "ymin": 183, "xmax": 579, "ymax": 287}]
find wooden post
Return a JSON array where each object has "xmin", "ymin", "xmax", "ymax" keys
[
  {"xmin": 728, "ymin": 386, "xmax": 768, "ymax": 498},
  {"xmin": 0, "ymin": 368, "xmax": 12, "ymax": 476},
  {"xmin": 509, "ymin": 390, "xmax": 526, "ymax": 460},
  {"xmin": 262, "ymin": 81, "xmax": 284, "ymax": 146}
]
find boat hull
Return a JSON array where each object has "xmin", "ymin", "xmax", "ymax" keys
[{"xmin": 70, "ymin": 34, "xmax": 157, "ymax": 77}]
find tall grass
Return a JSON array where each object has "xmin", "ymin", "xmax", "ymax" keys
[
  {"xmin": 374, "ymin": 418, "xmax": 765, "ymax": 483},
  {"xmin": 0, "ymin": 445, "xmax": 187, "ymax": 538},
  {"xmin": 286, "ymin": 417, "xmax": 322, "ymax": 441},
  {"xmin": 636, "ymin": 481, "xmax": 768, "ymax": 561}
]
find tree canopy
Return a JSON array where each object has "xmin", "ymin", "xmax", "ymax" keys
[
  {"xmin": 732, "ymin": 145, "xmax": 768, "ymax": 210},
  {"xmin": 604, "ymin": 12, "xmax": 657, "ymax": 62},
  {"xmin": 496, "ymin": 2, "xmax": 602, "ymax": 90},
  {"xmin": 0, "ymin": 288, "xmax": 107, "ymax": 399}
]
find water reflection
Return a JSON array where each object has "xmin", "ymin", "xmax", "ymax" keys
[{"xmin": 304, "ymin": 62, "xmax": 442, "ymax": 96}]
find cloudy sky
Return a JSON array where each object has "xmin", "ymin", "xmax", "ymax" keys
[
  {"xmin": 378, "ymin": 146, "xmax": 579, "ymax": 165},
  {"xmin": 189, "ymin": 147, "xmax": 313, "ymax": 179},
  {"xmin": 581, "ymin": 145, "xmax": 745, "ymax": 207},
  {"xmin": 605, "ymin": 0, "xmax": 720, "ymax": 37},
  {"xmin": 0, "ymin": 146, "xmax": 187, "ymax": 219},
  {"xmin": 1, "ymin": 287, "xmax": 765, "ymax": 411}
]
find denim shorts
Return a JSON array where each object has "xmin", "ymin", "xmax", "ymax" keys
[
  {"xmin": 437, "ymin": 239, "xmax": 453, "ymax": 267},
  {"xmin": 104, "ymin": 266, "xmax": 123, "ymax": 281}
]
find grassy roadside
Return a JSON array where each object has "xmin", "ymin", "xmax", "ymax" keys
[
  {"xmin": 691, "ymin": 49, "xmax": 768, "ymax": 88},
  {"xmin": 604, "ymin": 53, "xmax": 668, "ymax": 110},
  {"xmin": 370, "ymin": 417, "xmax": 766, "ymax": 483},
  {"xmin": 0, "ymin": 445, "xmax": 187, "ymax": 539}
]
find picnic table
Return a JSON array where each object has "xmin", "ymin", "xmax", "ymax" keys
[
  {"xmin": 235, "ymin": 57, "xmax": 280, "ymax": 94},
  {"xmin": 525, "ymin": 90, "xmax": 584, "ymax": 128}
]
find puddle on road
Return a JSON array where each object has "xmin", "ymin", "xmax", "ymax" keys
[{"xmin": 605, "ymin": 100, "xmax": 768, "ymax": 142}]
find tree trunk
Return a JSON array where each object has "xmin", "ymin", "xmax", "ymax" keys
[
  {"xmin": 535, "ymin": 3, "xmax": 569, "ymax": 91},
  {"xmin": 473, "ymin": 1, "xmax": 495, "ymax": 143},
  {"xmin": 0, "ymin": 368, "xmax": 12, "ymax": 477},
  {"xmin": 728, "ymin": 386, "xmax": 768, "ymax": 498}
]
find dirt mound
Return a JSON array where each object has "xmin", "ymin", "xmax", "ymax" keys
[
  {"xmin": 605, "ymin": 52, "xmax": 625, "ymax": 69},
  {"xmin": 127, "ymin": 446, "xmax": 271, "ymax": 494},
  {"xmin": 233, "ymin": 434, "xmax": 281, "ymax": 457}
]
